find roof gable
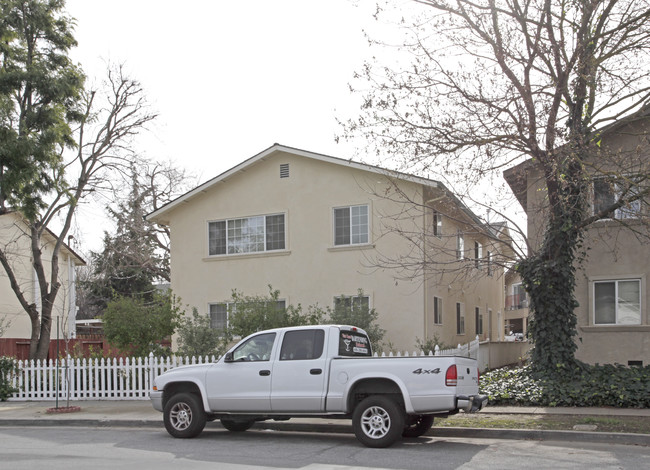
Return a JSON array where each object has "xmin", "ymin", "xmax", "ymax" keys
[{"xmin": 147, "ymin": 143, "xmax": 443, "ymax": 224}]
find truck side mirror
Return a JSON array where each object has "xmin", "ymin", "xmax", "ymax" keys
[{"xmin": 224, "ymin": 352, "xmax": 234, "ymax": 363}]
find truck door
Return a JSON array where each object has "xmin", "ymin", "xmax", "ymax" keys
[
  {"xmin": 206, "ymin": 332, "xmax": 276, "ymax": 412},
  {"xmin": 271, "ymin": 328, "xmax": 328, "ymax": 412}
]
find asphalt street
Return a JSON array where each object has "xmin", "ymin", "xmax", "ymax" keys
[{"xmin": 1, "ymin": 400, "xmax": 649, "ymax": 447}]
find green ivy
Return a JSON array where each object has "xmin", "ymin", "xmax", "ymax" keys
[
  {"xmin": 0, "ymin": 357, "xmax": 19, "ymax": 401},
  {"xmin": 481, "ymin": 364, "xmax": 650, "ymax": 408}
]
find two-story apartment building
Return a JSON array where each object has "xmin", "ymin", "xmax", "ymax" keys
[
  {"xmin": 504, "ymin": 116, "xmax": 649, "ymax": 366},
  {"xmin": 0, "ymin": 211, "xmax": 85, "ymax": 358},
  {"xmin": 147, "ymin": 144, "xmax": 510, "ymax": 351}
]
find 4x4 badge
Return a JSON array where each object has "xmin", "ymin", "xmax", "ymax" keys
[{"xmin": 412, "ymin": 368, "xmax": 441, "ymax": 375}]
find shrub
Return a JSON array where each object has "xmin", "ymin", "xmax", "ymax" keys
[
  {"xmin": 227, "ymin": 286, "xmax": 324, "ymax": 338},
  {"xmin": 415, "ymin": 335, "xmax": 453, "ymax": 354},
  {"xmin": 481, "ymin": 363, "xmax": 650, "ymax": 408},
  {"xmin": 326, "ymin": 290, "xmax": 386, "ymax": 352},
  {"xmin": 176, "ymin": 307, "xmax": 232, "ymax": 358},
  {"xmin": 0, "ymin": 357, "xmax": 19, "ymax": 401}
]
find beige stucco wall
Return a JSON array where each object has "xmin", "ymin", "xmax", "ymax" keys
[
  {"xmin": 157, "ymin": 149, "xmax": 506, "ymax": 351},
  {"xmin": 518, "ymin": 119, "xmax": 650, "ymax": 366},
  {"xmin": 0, "ymin": 212, "xmax": 79, "ymax": 339}
]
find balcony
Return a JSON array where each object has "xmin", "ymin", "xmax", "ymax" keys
[{"xmin": 506, "ymin": 294, "xmax": 528, "ymax": 311}]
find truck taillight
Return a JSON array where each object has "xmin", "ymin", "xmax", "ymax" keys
[{"xmin": 445, "ymin": 365, "xmax": 457, "ymax": 386}]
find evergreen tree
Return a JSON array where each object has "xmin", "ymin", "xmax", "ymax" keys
[
  {"xmin": 85, "ymin": 168, "xmax": 167, "ymax": 314},
  {"xmin": 0, "ymin": 0, "xmax": 84, "ymax": 218}
]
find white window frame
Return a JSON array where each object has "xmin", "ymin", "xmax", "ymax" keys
[
  {"xmin": 208, "ymin": 213, "xmax": 286, "ymax": 256},
  {"xmin": 592, "ymin": 278, "xmax": 642, "ymax": 326},
  {"xmin": 592, "ymin": 177, "xmax": 642, "ymax": 220},
  {"xmin": 209, "ymin": 302, "xmax": 231, "ymax": 330},
  {"xmin": 333, "ymin": 204, "xmax": 369, "ymax": 246}
]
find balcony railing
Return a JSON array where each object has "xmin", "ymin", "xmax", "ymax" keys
[{"xmin": 506, "ymin": 294, "xmax": 528, "ymax": 310}]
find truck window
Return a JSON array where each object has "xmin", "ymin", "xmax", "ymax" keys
[
  {"xmin": 339, "ymin": 330, "xmax": 371, "ymax": 356},
  {"xmin": 232, "ymin": 332, "xmax": 276, "ymax": 362},
  {"xmin": 280, "ymin": 329, "xmax": 325, "ymax": 360}
]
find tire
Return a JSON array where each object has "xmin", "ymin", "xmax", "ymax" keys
[
  {"xmin": 352, "ymin": 395, "xmax": 405, "ymax": 448},
  {"xmin": 402, "ymin": 415, "xmax": 434, "ymax": 438},
  {"xmin": 221, "ymin": 418, "xmax": 255, "ymax": 432},
  {"xmin": 163, "ymin": 393, "xmax": 207, "ymax": 438}
]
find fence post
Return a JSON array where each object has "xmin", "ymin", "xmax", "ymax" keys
[{"xmin": 148, "ymin": 352, "xmax": 155, "ymax": 398}]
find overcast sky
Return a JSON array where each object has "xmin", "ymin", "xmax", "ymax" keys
[
  {"xmin": 62, "ymin": 0, "xmax": 524, "ymax": 252},
  {"xmin": 62, "ymin": 0, "xmax": 424, "ymax": 250},
  {"xmin": 66, "ymin": 0, "xmax": 388, "ymax": 181}
]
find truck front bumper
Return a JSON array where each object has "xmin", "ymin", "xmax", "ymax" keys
[
  {"xmin": 457, "ymin": 394, "xmax": 488, "ymax": 413},
  {"xmin": 150, "ymin": 390, "xmax": 164, "ymax": 412}
]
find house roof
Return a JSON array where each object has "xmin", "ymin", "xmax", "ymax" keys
[
  {"xmin": 0, "ymin": 211, "xmax": 86, "ymax": 266},
  {"xmin": 503, "ymin": 104, "xmax": 650, "ymax": 211},
  {"xmin": 146, "ymin": 143, "xmax": 490, "ymax": 229}
]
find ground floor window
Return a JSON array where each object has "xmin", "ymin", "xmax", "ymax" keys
[
  {"xmin": 593, "ymin": 279, "xmax": 641, "ymax": 325},
  {"xmin": 209, "ymin": 300, "xmax": 286, "ymax": 330},
  {"xmin": 334, "ymin": 294, "xmax": 370, "ymax": 311}
]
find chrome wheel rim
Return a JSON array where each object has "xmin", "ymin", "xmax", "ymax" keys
[
  {"xmin": 170, "ymin": 402, "xmax": 192, "ymax": 431},
  {"xmin": 360, "ymin": 406, "xmax": 391, "ymax": 439}
]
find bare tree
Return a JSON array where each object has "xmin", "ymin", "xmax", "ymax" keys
[
  {"xmin": 341, "ymin": 0, "xmax": 650, "ymax": 373},
  {"xmin": 0, "ymin": 65, "xmax": 156, "ymax": 359}
]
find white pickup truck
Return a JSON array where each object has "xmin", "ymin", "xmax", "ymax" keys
[{"xmin": 151, "ymin": 325, "xmax": 486, "ymax": 447}]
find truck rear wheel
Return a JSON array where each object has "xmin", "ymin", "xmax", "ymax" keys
[
  {"xmin": 402, "ymin": 415, "xmax": 434, "ymax": 438},
  {"xmin": 163, "ymin": 393, "xmax": 206, "ymax": 438},
  {"xmin": 352, "ymin": 395, "xmax": 405, "ymax": 448}
]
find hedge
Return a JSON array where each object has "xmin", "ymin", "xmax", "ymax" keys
[{"xmin": 480, "ymin": 363, "xmax": 650, "ymax": 408}]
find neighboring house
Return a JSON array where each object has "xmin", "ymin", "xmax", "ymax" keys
[
  {"xmin": 0, "ymin": 211, "xmax": 85, "ymax": 359},
  {"xmin": 147, "ymin": 144, "xmax": 511, "ymax": 351},
  {"xmin": 504, "ymin": 116, "xmax": 650, "ymax": 366}
]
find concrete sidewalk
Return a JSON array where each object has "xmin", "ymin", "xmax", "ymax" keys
[{"xmin": 1, "ymin": 400, "xmax": 649, "ymax": 446}]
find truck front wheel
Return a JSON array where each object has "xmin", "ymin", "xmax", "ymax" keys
[
  {"xmin": 352, "ymin": 395, "xmax": 405, "ymax": 448},
  {"xmin": 163, "ymin": 393, "xmax": 206, "ymax": 438}
]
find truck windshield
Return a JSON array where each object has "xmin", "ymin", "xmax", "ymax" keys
[{"xmin": 338, "ymin": 330, "xmax": 371, "ymax": 357}]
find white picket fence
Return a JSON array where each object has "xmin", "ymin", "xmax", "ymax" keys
[
  {"xmin": 7, "ymin": 354, "xmax": 219, "ymax": 401},
  {"xmin": 6, "ymin": 337, "xmax": 479, "ymax": 402}
]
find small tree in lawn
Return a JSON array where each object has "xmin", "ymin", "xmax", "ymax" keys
[{"xmin": 102, "ymin": 291, "xmax": 180, "ymax": 357}]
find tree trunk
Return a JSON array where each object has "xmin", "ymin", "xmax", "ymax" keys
[
  {"xmin": 519, "ymin": 221, "xmax": 581, "ymax": 375},
  {"xmin": 518, "ymin": 158, "xmax": 588, "ymax": 376}
]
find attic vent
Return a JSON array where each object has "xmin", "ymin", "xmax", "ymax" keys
[{"xmin": 280, "ymin": 163, "xmax": 290, "ymax": 178}]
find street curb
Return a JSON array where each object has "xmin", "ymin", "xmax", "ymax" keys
[{"xmin": 1, "ymin": 419, "xmax": 648, "ymax": 446}]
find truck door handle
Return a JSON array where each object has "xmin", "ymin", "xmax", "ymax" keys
[
  {"xmin": 259, "ymin": 370, "xmax": 271, "ymax": 376},
  {"xmin": 310, "ymin": 369, "xmax": 322, "ymax": 375}
]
